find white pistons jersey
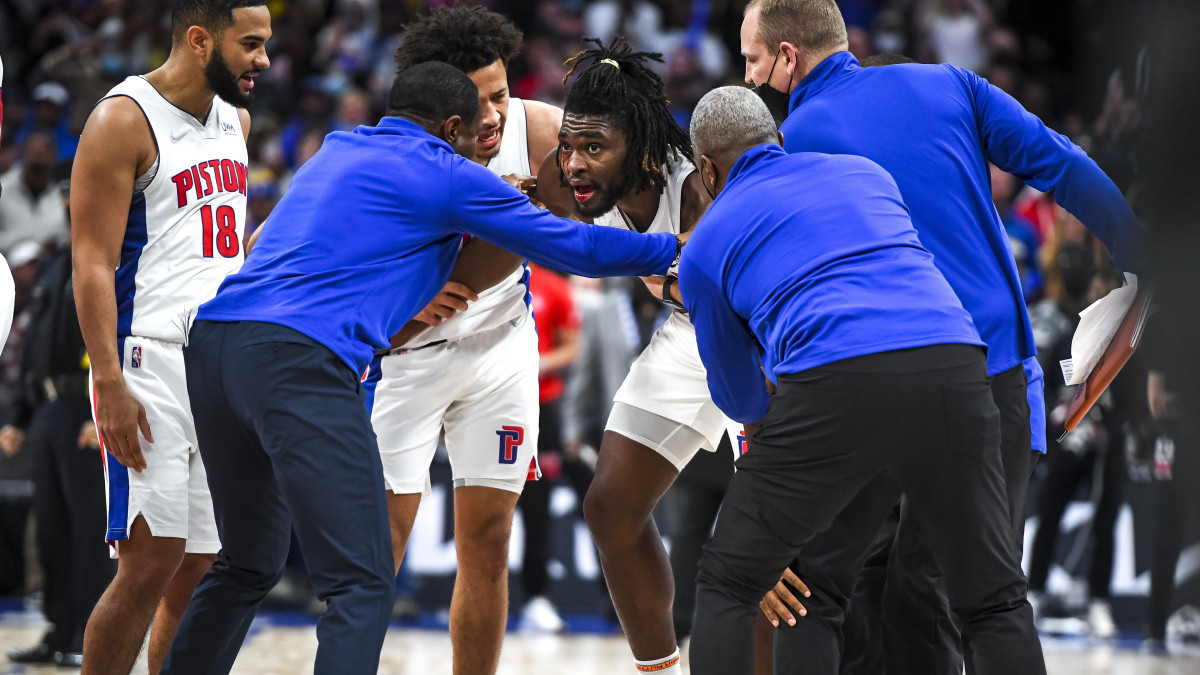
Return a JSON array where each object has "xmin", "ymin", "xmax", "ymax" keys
[
  {"xmin": 596, "ymin": 159, "xmax": 701, "ymax": 363},
  {"xmin": 105, "ymin": 76, "xmax": 248, "ymax": 342},
  {"xmin": 598, "ymin": 159, "xmax": 742, "ymax": 457},
  {"xmin": 399, "ymin": 98, "xmax": 533, "ymax": 347}
]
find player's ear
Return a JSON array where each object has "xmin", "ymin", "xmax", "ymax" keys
[
  {"xmin": 779, "ymin": 41, "xmax": 801, "ymax": 78},
  {"xmin": 442, "ymin": 115, "xmax": 463, "ymax": 143},
  {"xmin": 699, "ymin": 155, "xmax": 719, "ymax": 200},
  {"xmin": 185, "ymin": 25, "xmax": 214, "ymax": 59}
]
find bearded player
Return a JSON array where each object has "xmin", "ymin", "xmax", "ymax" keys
[
  {"xmin": 71, "ymin": 2, "xmax": 269, "ymax": 673},
  {"xmin": 536, "ymin": 38, "xmax": 733, "ymax": 675},
  {"xmin": 362, "ymin": 6, "xmax": 562, "ymax": 674}
]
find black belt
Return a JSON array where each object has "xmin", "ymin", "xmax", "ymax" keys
[
  {"xmin": 42, "ymin": 373, "xmax": 91, "ymax": 401},
  {"xmin": 384, "ymin": 339, "xmax": 448, "ymax": 357}
]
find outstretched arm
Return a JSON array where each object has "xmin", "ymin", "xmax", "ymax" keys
[
  {"xmin": 968, "ymin": 69, "xmax": 1143, "ymax": 270},
  {"xmin": 449, "ymin": 160, "xmax": 676, "ymax": 279}
]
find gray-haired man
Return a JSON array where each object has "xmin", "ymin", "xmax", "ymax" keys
[{"xmin": 678, "ymin": 86, "xmax": 1044, "ymax": 675}]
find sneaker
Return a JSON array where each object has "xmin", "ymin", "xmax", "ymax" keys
[
  {"xmin": 1087, "ymin": 599, "xmax": 1116, "ymax": 639},
  {"xmin": 520, "ymin": 595, "xmax": 564, "ymax": 633}
]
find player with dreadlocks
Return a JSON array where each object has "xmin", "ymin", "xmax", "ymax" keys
[
  {"xmin": 364, "ymin": 5, "xmax": 564, "ymax": 674},
  {"xmin": 536, "ymin": 37, "xmax": 735, "ymax": 675}
]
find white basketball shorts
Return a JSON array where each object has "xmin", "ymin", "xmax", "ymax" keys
[
  {"xmin": 606, "ymin": 313, "xmax": 743, "ymax": 470},
  {"xmin": 92, "ymin": 336, "xmax": 219, "ymax": 555},
  {"xmin": 367, "ymin": 312, "xmax": 540, "ymax": 496}
]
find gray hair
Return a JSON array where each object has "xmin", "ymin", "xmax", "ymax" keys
[{"xmin": 690, "ymin": 86, "xmax": 780, "ymax": 161}]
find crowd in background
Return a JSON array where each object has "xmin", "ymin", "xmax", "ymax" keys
[{"xmin": 0, "ymin": 0, "xmax": 1194, "ymax": 648}]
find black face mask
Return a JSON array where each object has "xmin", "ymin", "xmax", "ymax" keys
[
  {"xmin": 701, "ymin": 165, "xmax": 717, "ymax": 201},
  {"xmin": 753, "ymin": 53, "xmax": 792, "ymax": 128}
]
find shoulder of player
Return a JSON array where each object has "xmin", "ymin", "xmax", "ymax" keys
[
  {"xmin": 678, "ymin": 170, "xmax": 710, "ymax": 234},
  {"xmin": 238, "ymin": 108, "xmax": 251, "ymax": 140},
  {"xmin": 521, "ymin": 99, "xmax": 564, "ymax": 166},
  {"xmin": 79, "ymin": 96, "xmax": 154, "ymax": 164}
]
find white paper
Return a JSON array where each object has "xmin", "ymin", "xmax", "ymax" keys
[
  {"xmin": 1066, "ymin": 273, "xmax": 1137, "ymax": 385},
  {"xmin": 1059, "ymin": 358, "xmax": 1074, "ymax": 385}
]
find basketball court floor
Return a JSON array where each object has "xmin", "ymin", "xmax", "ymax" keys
[{"xmin": 1, "ymin": 605, "xmax": 1198, "ymax": 674}]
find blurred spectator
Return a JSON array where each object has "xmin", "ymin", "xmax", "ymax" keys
[
  {"xmin": 332, "ymin": 87, "xmax": 371, "ymax": 133},
  {"xmin": 244, "ymin": 168, "xmax": 281, "ymax": 243},
  {"xmin": 14, "ymin": 83, "xmax": 78, "ymax": 160},
  {"xmin": 315, "ymin": 0, "xmax": 380, "ymax": 79},
  {"xmin": 517, "ymin": 263, "xmax": 582, "ymax": 632},
  {"xmin": 0, "ymin": 240, "xmax": 40, "ymax": 598},
  {"xmin": 276, "ymin": 80, "xmax": 333, "ymax": 171},
  {"xmin": 562, "ymin": 277, "xmax": 642, "ymax": 460},
  {"xmin": 5, "ymin": 160, "xmax": 114, "ymax": 668},
  {"xmin": 0, "ymin": 133, "xmax": 69, "ymax": 255},
  {"xmin": 916, "ymin": 0, "xmax": 992, "ymax": 73}
]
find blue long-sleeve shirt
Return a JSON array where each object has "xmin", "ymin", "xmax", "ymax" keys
[
  {"xmin": 780, "ymin": 52, "xmax": 1141, "ymax": 379},
  {"xmin": 679, "ymin": 144, "xmax": 983, "ymax": 423},
  {"xmin": 198, "ymin": 117, "xmax": 676, "ymax": 375}
]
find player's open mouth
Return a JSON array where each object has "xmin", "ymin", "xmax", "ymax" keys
[
  {"xmin": 478, "ymin": 127, "xmax": 501, "ymax": 149},
  {"xmin": 240, "ymin": 73, "xmax": 257, "ymax": 90},
  {"xmin": 572, "ymin": 184, "xmax": 595, "ymax": 203}
]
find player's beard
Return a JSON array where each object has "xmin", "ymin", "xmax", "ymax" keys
[
  {"xmin": 573, "ymin": 172, "xmax": 633, "ymax": 219},
  {"xmin": 206, "ymin": 44, "xmax": 254, "ymax": 108}
]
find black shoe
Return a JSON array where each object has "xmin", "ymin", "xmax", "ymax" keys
[
  {"xmin": 55, "ymin": 650, "xmax": 83, "ymax": 668},
  {"xmin": 8, "ymin": 642, "xmax": 57, "ymax": 664}
]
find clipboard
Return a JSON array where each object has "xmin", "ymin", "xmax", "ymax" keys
[{"xmin": 1060, "ymin": 287, "xmax": 1153, "ymax": 435}]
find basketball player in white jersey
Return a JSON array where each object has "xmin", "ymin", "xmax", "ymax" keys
[
  {"xmin": 536, "ymin": 39, "xmax": 732, "ymax": 675},
  {"xmin": 71, "ymin": 2, "xmax": 269, "ymax": 673},
  {"xmin": 363, "ymin": 6, "xmax": 561, "ymax": 674}
]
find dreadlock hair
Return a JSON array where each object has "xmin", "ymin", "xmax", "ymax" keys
[
  {"xmin": 560, "ymin": 36, "xmax": 692, "ymax": 194},
  {"xmin": 393, "ymin": 3, "xmax": 524, "ymax": 75}
]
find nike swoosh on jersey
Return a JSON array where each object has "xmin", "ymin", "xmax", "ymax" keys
[{"xmin": 170, "ymin": 128, "xmax": 191, "ymax": 143}]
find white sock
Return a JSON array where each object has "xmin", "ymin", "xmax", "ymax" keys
[{"xmin": 634, "ymin": 649, "xmax": 681, "ymax": 674}]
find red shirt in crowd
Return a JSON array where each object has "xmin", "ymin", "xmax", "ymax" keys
[{"xmin": 528, "ymin": 263, "xmax": 579, "ymax": 404}]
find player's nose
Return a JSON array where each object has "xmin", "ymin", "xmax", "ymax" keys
[
  {"xmin": 563, "ymin": 149, "xmax": 586, "ymax": 174},
  {"xmin": 483, "ymin": 103, "xmax": 501, "ymax": 128}
]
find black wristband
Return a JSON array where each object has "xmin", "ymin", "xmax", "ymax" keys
[{"xmin": 661, "ymin": 275, "xmax": 684, "ymax": 311}]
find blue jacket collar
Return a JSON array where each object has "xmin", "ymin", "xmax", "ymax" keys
[
  {"xmin": 356, "ymin": 116, "xmax": 453, "ymax": 152},
  {"xmin": 788, "ymin": 51, "xmax": 859, "ymax": 113},
  {"xmin": 725, "ymin": 143, "xmax": 786, "ymax": 188}
]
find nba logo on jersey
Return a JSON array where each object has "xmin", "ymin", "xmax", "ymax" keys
[
  {"xmin": 496, "ymin": 425, "xmax": 524, "ymax": 464},
  {"xmin": 131, "ymin": 345, "xmax": 143, "ymax": 369},
  {"xmin": 736, "ymin": 430, "xmax": 749, "ymax": 457}
]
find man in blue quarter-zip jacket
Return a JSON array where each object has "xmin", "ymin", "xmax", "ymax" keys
[
  {"xmin": 160, "ymin": 62, "xmax": 681, "ymax": 675},
  {"xmin": 741, "ymin": 1, "xmax": 1141, "ymax": 670},
  {"xmin": 680, "ymin": 86, "xmax": 1045, "ymax": 675}
]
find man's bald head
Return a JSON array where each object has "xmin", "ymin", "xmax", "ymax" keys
[{"xmin": 691, "ymin": 86, "xmax": 780, "ymax": 165}]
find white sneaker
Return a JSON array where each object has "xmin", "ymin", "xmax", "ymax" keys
[
  {"xmin": 1088, "ymin": 599, "xmax": 1117, "ymax": 639},
  {"xmin": 520, "ymin": 595, "xmax": 564, "ymax": 633}
]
